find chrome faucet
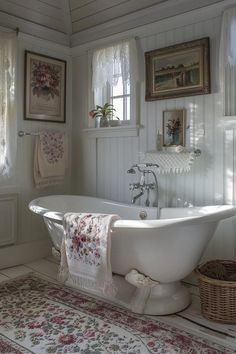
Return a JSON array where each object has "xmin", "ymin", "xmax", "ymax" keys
[
  {"xmin": 132, "ymin": 189, "xmax": 145, "ymax": 204},
  {"xmin": 128, "ymin": 163, "xmax": 159, "ymax": 206}
]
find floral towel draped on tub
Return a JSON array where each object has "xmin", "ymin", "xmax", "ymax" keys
[
  {"xmin": 59, "ymin": 213, "xmax": 120, "ymax": 296},
  {"xmin": 34, "ymin": 130, "xmax": 68, "ymax": 188}
]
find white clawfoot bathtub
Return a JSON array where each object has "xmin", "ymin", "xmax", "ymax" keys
[{"xmin": 29, "ymin": 195, "xmax": 236, "ymax": 315}]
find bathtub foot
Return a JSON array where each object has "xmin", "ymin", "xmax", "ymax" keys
[
  {"xmin": 125, "ymin": 269, "xmax": 157, "ymax": 313},
  {"xmin": 125, "ymin": 270, "xmax": 190, "ymax": 315},
  {"xmin": 143, "ymin": 281, "xmax": 191, "ymax": 315}
]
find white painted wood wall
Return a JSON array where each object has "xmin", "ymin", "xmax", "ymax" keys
[
  {"xmin": 72, "ymin": 2, "xmax": 236, "ymax": 262},
  {"xmin": 0, "ymin": 32, "xmax": 72, "ymax": 268}
]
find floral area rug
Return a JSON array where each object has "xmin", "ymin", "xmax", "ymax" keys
[{"xmin": 0, "ymin": 274, "xmax": 234, "ymax": 354}]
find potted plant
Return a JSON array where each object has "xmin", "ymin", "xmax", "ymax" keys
[{"xmin": 89, "ymin": 103, "xmax": 120, "ymax": 127}]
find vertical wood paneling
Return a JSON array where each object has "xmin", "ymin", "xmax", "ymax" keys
[
  {"xmin": 0, "ymin": 194, "xmax": 17, "ymax": 246},
  {"xmin": 140, "ymin": 15, "xmax": 224, "ymax": 209},
  {"xmin": 96, "ymin": 136, "xmax": 139, "ymax": 203},
  {"xmin": 14, "ymin": 35, "xmax": 72, "ymax": 248},
  {"xmin": 74, "ymin": 9, "xmax": 236, "ymax": 261}
]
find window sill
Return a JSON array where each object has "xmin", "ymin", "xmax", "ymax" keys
[{"xmin": 82, "ymin": 125, "xmax": 140, "ymax": 138}]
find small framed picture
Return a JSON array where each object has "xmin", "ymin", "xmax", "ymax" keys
[
  {"xmin": 24, "ymin": 51, "xmax": 66, "ymax": 123},
  {"xmin": 145, "ymin": 37, "xmax": 210, "ymax": 100},
  {"xmin": 163, "ymin": 109, "xmax": 185, "ymax": 147}
]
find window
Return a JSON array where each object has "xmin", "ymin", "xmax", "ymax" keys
[
  {"xmin": 110, "ymin": 76, "xmax": 130, "ymax": 121},
  {"xmin": 91, "ymin": 39, "xmax": 138, "ymax": 124},
  {"xmin": 0, "ymin": 31, "xmax": 16, "ymax": 177}
]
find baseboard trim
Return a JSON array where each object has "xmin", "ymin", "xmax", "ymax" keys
[{"xmin": 0, "ymin": 239, "xmax": 52, "ymax": 269}]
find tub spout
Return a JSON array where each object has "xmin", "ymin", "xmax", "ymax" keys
[{"xmin": 132, "ymin": 190, "xmax": 144, "ymax": 204}]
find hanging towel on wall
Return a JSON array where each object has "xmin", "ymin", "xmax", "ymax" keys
[
  {"xmin": 59, "ymin": 213, "xmax": 120, "ymax": 297},
  {"xmin": 34, "ymin": 131, "xmax": 68, "ymax": 188}
]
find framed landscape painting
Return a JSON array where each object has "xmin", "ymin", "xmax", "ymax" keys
[
  {"xmin": 24, "ymin": 51, "xmax": 66, "ymax": 123},
  {"xmin": 145, "ymin": 37, "xmax": 210, "ymax": 100}
]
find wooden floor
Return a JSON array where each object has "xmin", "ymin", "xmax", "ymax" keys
[{"xmin": 0, "ymin": 257, "xmax": 235, "ymax": 351}]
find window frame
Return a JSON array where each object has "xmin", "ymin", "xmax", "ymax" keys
[
  {"xmin": 109, "ymin": 75, "xmax": 130, "ymax": 122},
  {"xmin": 89, "ymin": 41, "xmax": 138, "ymax": 128}
]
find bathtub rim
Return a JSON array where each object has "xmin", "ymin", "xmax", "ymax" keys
[{"xmin": 29, "ymin": 194, "xmax": 236, "ymax": 229}]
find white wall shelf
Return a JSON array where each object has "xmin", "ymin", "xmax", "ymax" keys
[{"xmin": 140, "ymin": 150, "xmax": 199, "ymax": 174}]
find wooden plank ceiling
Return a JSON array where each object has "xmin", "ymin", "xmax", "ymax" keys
[
  {"xmin": 0, "ymin": 0, "xmax": 169, "ymax": 35},
  {"xmin": 0, "ymin": 0, "xmax": 66, "ymax": 33},
  {"xmin": 0, "ymin": 0, "xmax": 225, "ymax": 45},
  {"xmin": 70, "ymin": 0, "xmax": 169, "ymax": 33}
]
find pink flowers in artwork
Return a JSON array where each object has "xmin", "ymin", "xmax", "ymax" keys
[
  {"xmin": 31, "ymin": 59, "xmax": 60, "ymax": 99},
  {"xmin": 166, "ymin": 117, "xmax": 182, "ymax": 136}
]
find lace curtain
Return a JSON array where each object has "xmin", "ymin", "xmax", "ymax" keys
[
  {"xmin": 219, "ymin": 7, "xmax": 236, "ymax": 115},
  {"xmin": 92, "ymin": 38, "xmax": 138, "ymax": 90},
  {"xmin": 0, "ymin": 31, "xmax": 16, "ymax": 177}
]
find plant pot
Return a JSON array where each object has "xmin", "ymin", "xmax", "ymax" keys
[
  {"xmin": 100, "ymin": 116, "xmax": 109, "ymax": 127},
  {"xmin": 109, "ymin": 120, "xmax": 121, "ymax": 127}
]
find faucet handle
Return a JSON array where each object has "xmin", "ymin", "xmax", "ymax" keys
[
  {"xmin": 144, "ymin": 183, "xmax": 155, "ymax": 190},
  {"xmin": 146, "ymin": 163, "xmax": 159, "ymax": 168},
  {"xmin": 129, "ymin": 183, "xmax": 134, "ymax": 191},
  {"xmin": 129, "ymin": 183, "xmax": 140, "ymax": 191}
]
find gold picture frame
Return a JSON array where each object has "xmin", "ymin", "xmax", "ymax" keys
[
  {"xmin": 145, "ymin": 37, "xmax": 210, "ymax": 101},
  {"xmin": 163, "ymin": 109, "xmax": 185, "ymax": 147},
  {"xmin": 24, "ymin": 51, "xmax": 66, "ymax": 123}
]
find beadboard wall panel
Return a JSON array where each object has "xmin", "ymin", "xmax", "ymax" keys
[
  {"xmin": 72, "ymin": 3, "xmax": 236, "ymax": 261},
  {"xmin": 138, "ymin": 15, "xmax": 223, "ymax": 209},
  {"xmin": 96, "ymin": 137, "xmax": 139, "ymax": 202},
  {"xmin": 0, "ymin": 33, "xmax": 72, "ymax": 267},
  {"xmin": 16, "ymin": 34, "xmax": 72, "ymax": 243},
  {"xmin": 0, "ymin": 194, "xmax": 17, "ymax": 246}
]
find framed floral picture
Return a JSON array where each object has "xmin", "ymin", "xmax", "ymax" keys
[
  {"xmin": 145, "ymin": 37, "xmax": 210, "ymax": 100},
  {"xmin": 163, "ymin": 109, "xmax": 185, "ymax": 147},
  {"xmin": 24, "ymin": 51, "xmax": 66, "ymax": 123}
]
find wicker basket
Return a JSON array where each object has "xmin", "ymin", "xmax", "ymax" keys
[{"xmin": 195, "ymin": 260, "xmax": 236, "ymax": 323}]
